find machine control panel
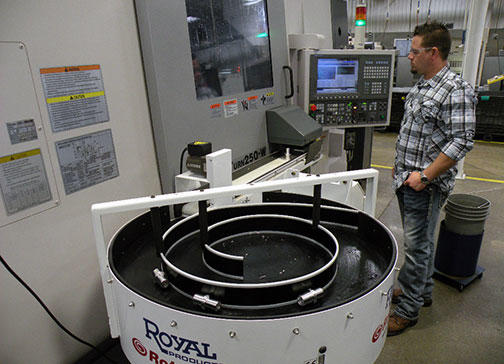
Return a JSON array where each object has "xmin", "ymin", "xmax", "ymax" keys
[
  {"xmin": 310, "ymin": 100, "xmax": 388, "ymax": 125},
  {"xmin": 299, "ymin": 50, "xmax": 396, "ymax": 128}
]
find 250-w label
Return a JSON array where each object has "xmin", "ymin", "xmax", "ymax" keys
[{"xmin": 233, "ymin": 147, "xmax": 266, "ymax": 170}]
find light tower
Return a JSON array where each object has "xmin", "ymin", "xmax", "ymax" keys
[{"xmin": 354, "ymin": 2, "xmax": 367, "ymax": 49}]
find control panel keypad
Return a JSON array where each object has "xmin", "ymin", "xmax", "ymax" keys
[
  {"xmin": 309, "ymin": 100, "xmax": 387, "ymax": 126},
  {"xmin": 363, "ymin": 66, "xmax": 390, "ymax": 79}
]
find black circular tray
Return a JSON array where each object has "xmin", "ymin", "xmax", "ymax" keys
[{"xmin": 109, "ymin": 192, "xmax": 396, "ymax": 319}]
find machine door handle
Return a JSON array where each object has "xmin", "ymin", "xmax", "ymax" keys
[{"xmin": 283, "ymin": 65, "xmax": 294, "ymax": 99}]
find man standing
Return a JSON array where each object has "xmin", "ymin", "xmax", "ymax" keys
[{"xmin": 389, "ymin": 21, "xmax": 476, "ymax": 336}]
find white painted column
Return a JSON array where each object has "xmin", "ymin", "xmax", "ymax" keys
[{"xmin": 457, "ymin": 0, "xmax": 490, "ymax": 178}]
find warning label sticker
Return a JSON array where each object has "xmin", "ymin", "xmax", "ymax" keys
[
  {"xmin": 247, "ymin": 95, "xmax": 259, "ymax": 110},
  {"xmin": 240, "ymin": 95, "xmax": 259, "ymax": 112},
  {"xmin": 6, "ymin": 119, "xmax": 38, "ymax": 144},
  {"xmin": 210, "ymin": 103, "xmax": 223, "ymax": 119},
  {"xmin": 223, "ymin": 99, "xmax": 239, "ymax": 118},
  {"xmin": 0, "ymin": 149, "xmax": 52, "ymax": 215},
  {"xmin": 55, "ymin": 129, "xmax": 119, "ymax": 195},
  {"xmin": 260, "ymin": 92, "xmax": 275, "ymax": 106},
  {"xmin": 40, "ymin": 65, "xmax": 109, "ymax": 132}
]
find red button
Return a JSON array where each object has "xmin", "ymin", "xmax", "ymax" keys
[{"xmin": 310, "ymin": 104, "xmax": 317, "ymax": 111}]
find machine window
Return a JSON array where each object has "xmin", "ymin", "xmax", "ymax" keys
[{"xmin": 186, "ymin": 0, "xmax": 274, "ymax": 100}]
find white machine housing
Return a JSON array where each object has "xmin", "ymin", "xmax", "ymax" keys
[{"xmin": 113, "ymin": 271, "xmax": 394, "ymax": 364}]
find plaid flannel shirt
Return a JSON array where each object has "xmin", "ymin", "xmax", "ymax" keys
[{"xmin": 393, "ymin": 66, "xmax": 476, "ymax": 194}]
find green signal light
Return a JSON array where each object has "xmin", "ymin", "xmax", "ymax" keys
[
  {"xmin": 256, "ymin": 32, "xmax": 269, "ymax": 38},
  {"xmin": 355, "ymin": 20, "xmax": 366, "ymax": 26}
]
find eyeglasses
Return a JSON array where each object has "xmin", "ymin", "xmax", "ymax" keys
[{"xmin": 408, "ymin": 47, "xmax": 433, "ymax": 55}]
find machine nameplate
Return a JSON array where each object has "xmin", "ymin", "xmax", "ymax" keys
[{"xmin": 232, "ymin": 147, "xmax": 267, "ymax": 170}]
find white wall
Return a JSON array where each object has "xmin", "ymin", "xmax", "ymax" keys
[
  {"xmin": 0, "ymin": 1, "xmax": 161, "ymax": 363},
  {"xmin": 284, "ymin": 0, "xmax": 333, "ymax": 48}
]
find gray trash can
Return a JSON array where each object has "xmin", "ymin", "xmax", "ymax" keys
[{"xmin": 444, "ymin": 194, "xmax": 490, "ymax": 235}]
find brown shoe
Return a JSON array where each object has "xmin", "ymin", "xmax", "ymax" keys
[
  {"xmin": 391, "ymin": 288, "xmax": 402, "ymax": 304},
  {"xmin": 391, "ymin": 288, "xmax": 432, "ymax": 307},
  {"xmin": 387, "ymin": 313, "xmax": 417, "ymax": 337}
]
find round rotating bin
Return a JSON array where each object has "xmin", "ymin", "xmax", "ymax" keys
[{"xmin": 108, "ymin": 193, "xmax": 398, "ymax": 364}]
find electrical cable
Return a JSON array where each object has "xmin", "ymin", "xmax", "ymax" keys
[
  {"xmin": 0, "ymin": 254, "xmax": 119, "ymax": 364},
  {"xmin": 180, "ymin": 147, "xmax": 188, "ymax": 174}
]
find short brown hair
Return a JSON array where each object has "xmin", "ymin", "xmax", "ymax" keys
[{"xmin": 413, "ymin": 21, "xmax": 451, "ymax": 60}]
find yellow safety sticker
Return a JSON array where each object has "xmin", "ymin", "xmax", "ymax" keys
[
  {"xmin": 46, "ymin": 91, "xmax": 105, "ymax": 104},
  {"xmin": 0, "ymin": 149, "xmax": 41, "ymax": 164}
]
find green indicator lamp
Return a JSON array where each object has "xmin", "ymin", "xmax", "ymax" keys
[
  {"xmin": 355, "ymin": 19, "xmax": 366, "ymax": 26},
  {"xmin": 256, "ymin": 32, "xmax": 269, "ymax": 38}
]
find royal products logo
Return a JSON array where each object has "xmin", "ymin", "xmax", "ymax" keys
[{"xmin": 143, "ymin": 317, "xmax": 218, "ymax": 361}]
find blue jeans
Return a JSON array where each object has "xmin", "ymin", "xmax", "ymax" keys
[{"xmin": 394, "ymin": 184, "xmax": 447, "ymax": 321}]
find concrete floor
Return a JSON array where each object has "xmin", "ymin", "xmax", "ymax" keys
[
  {"xmin": 85, "ymin": 131, "xmax": 504, "ymax": 364},
  {"xmin": 372, "ymin": 131, "xmax": 504, "ymax": 364}
]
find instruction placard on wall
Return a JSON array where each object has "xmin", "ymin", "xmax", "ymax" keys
[
  {"xmin": 40, "ymin": 65, "xmax": 109, "ymax": 132},
  {"xmin": 55, "ymin": 129, "xmax": 119, "ymax": 194},
  {"xmin": 0, "ymin": 149, "xmax": 52, "ymax": 215},
  {"xmin": 6, "ymin": 119, "xmax": 38, "ymax": 144}
]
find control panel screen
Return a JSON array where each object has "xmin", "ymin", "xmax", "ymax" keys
[{"xmin": 316, "ymin": 58, "xmax": 359, "ymax": 94}]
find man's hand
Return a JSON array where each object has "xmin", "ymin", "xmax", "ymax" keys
[{"xmin": 403, "ymin": 171, "xmax": 427, "ymax": 191}]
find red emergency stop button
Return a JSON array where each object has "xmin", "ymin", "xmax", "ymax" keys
[{"xmin": 310, "ymin": 104, "xmax": 317, "ymax": 112}]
